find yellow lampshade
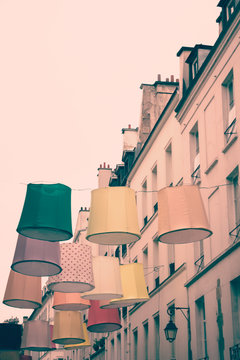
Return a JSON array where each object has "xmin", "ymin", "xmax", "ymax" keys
[
  {"xmin": 81, "ymin": 256, "xmax": 122, "ymax": 300},
  {"xmin": 100, "ymin": 263, "xmax": 149, "ymax": 308},
  {"xmin": 158, "ymin": 185, "xmax": 212, "ymax": 244},
  {"xmin": 3, "ymin": 270, "xmax": 42, "ymax": 309},
  {"xmin": 52, "ymin": 311, "xmax": 84, "ymax": 345},
  {"xmin": 63, "ymin": 323, "xmax": 91, "ymax": 349},
  {"xmin": 86, "ymin": 187, "xmax": 141, "ymax": 245}
]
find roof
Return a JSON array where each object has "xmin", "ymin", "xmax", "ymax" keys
[
  {"xmin": 176, "ymin": 46, "xmax": 194, "ymax": 57},
  {"xmin": 185, "ymin": 44, "xmax": 213, "ymax": 64}
]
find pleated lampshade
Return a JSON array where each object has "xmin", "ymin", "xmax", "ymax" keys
[
  {"xmin": 52, "ymin": 311, "xmax": 85, "ymax": 345},
  {"xmin": 17, "ymin": 183, "xmax": 72, "ymax": 241},
  {"xmin": 0, "ymin": 351, "xmax": 20, "ymax": 360},
  {"xmin": 53, "ymin": 292, "xmax": 90, "ymax": 311},
  {"xmin": 3, "ymin": 270, "xmax": 41, "ymax": 309},
  {"xmin": 81, "ymin": 256, "xmax": 122, "ymax": 300},
  {"xmin": 100, "ymin": 263, "xmax": 149, "ymax": 308},
  {"xmin": 63, "ymin": 323, "xmax": 91, "ymax": 349},
  {"xmin": 21, "ymin": 320, "xmax": 51, "ymax": 351},
  {"xmin": 86, "ymin": 187, "xmax": 141, "ymax": 245},
  {"xmin": 158, "ymin": 185, "xmax": 212, "ymax": 244},
  {"xmin": 11, "ymin": 234, "xmax": 61, "ymax": 277},
  {"xmin": 0, "ymin": 323, "xmax": 22, "ymax": 350},
  {"xmin": 47, "ymin": 243, "xmax": 94, "ymax": 293},
  {"xmin": 87, "ymin": 300, "xmax": 122, "ymax": 333}
]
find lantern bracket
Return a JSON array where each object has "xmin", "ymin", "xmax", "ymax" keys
[{"xmin": 167, "ymin": 306, "xmax": 190, "ymax": 322}]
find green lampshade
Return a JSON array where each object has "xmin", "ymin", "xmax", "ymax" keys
[{"xmin": 17, "ymin": 183, "xmax": 73, "ymax": 241}]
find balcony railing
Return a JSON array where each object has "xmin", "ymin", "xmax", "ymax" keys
[
  {"xmin": 229, "ymin": 223, "xmax": 240, "ymax": 243},
  {"xmin": 194, "ymin": 254, "xmax": 204, "ymax": 273},
  {"xmin": 225, "ymin": 118, "xmax": 237, "ymax": 143},
  {"xmin": 230, "ymin": 343, "xmax": 240, "ymax": 360},
  {"xmin": 191, "ymin": 165, "xmax": 201, "ymax": 184}
]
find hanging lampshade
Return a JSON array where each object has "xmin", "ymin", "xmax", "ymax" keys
[
  {"xmin": 53, "ymin": 292, "xmax": 90, "ymax": 311},
  {"xmin": 47, "ymin": 243, "xmax": 94, "ymax": 293},
  {"xmin": 20, "ymin": 355, "xmax": 32, "ymax": 360},
  {"xmin": 81, "ymin": 256, "xmax": 122, "ymax": 300},
  {"xmin": 100, "ymin": 263, "xmax": 149, "ymax": 308},
  {"xmin": 86, "ymin": 187, "xmax": 141, "ymax": 245},
  {"xmin": 158, "ymin": 185, "xmax": 212, "ymax": 244},
  {"xmin": 63, "ymin": 323, "xmax": 91, "ymax": 349},
  {"xmin": 52, "ymin": 311, "xmax": 85, "ymax": 345},
  {"xmin": 17, "ymin": 183, "xmax": 72, "ymax": 241},
  {"xmin": 3, "ymin": 270, "xmax": 41, "ymax": 309},
  {"xmin": 87, "ymin": 300, "xmax": 122, "ymax": 333},
  {"xmin": 49, "ymin": 325, "xmax": 56, "ymax": 349},
  {"xmin": 21, "ymin": 320, "xmax": 51, "ymax": 351},
  {"xmin": 0, "ymin": 351, "xmax": 20, "ymax": 360},
  {"xmin": 0, "ymin": 323, "xmax": 22, "ymax": 350},
  {"xmin": 11, "ymin": 234, "xmax": 61, "ymax": 277}
]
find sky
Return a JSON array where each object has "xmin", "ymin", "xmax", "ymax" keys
[{"xmin": 0, "ymin": 0, "xmax": 220, "ymax": 322}]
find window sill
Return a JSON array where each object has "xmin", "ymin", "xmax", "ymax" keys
[
  {"xmin": 222, "ymin": 135, "xmax": 238, "ymax": 154},
  {"xmin": 204, "ymin": 158, "xmax": 218, "ymax": 175}
]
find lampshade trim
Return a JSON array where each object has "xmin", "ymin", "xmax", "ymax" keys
[
  {"xmin": 48, "ymin": 281, "xmax": 94, "ymax": 293},
  {"xmin": 52, "ymin": 303, "xmax": 90, "ymax": 311},
  {"xmin": 17, "ymin": 226, "xmax": 72, "ymax": 242},
  {"xmin": 86, "ymin": 231, "xmax": 140, "ymax": 245},
  {"xmin": 87, "ymin": 323, "xmax": 122, "ymax": 333},
  {"xmin": 11, "ymin": 260, "xmax": 62, "ymax": 277},
  {"xmin": 3, "ymin": 298, "xmax": 41, "ymax": 309},
  {"xmin": 158, "ymin": 227, "xmax": 213, "ymax": 244},
  {"xmin": 52, "ymin": 338, "xmax": 85, "ymax": 345}
]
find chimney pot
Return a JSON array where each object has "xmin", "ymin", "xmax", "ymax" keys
[
  {"xmin": 100, "ymin": 164, "xmax": 102, "ymax": 168},
  {"xmin": 103, "ymin": 162, "xmax": 106, "ymax": 168},
  {"xmin": 128, "ymin": 124, "xmax": 131, "ymax": 129},
  {"xmin": 157, "ymin": 74, "xmax": 161, "ymax": 81},
  {"xmin": 171, "ymin": 75, "xmax": 174, "ymax": 82},
  {"xmin": 176, "ymin": 78, "xmax": 179, "ymax": 82},
  {"xmin": 166, "ymin": 78, "xmax": 169, "ymax": 82},
  {"xmin": 108, "ymin": 164, "xmax": 110, "ymax": 168}
]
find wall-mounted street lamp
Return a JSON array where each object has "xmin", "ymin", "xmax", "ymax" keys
[{"xmin": 164, "ymin": 306, "xmax": 192, "ymax": 360}]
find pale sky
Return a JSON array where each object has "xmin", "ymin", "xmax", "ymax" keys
[{"xmin": 0, "ymin": 0, "xmax": 220, "ymax": 322}]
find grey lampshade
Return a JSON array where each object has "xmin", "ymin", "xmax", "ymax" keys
[
  {"xmin": 21, "ymin": 320, "xmax": 51, "ymax": 351},
  {"xmin": 11, "ymin": 234, "xmax": 62, "ymax": 277}
]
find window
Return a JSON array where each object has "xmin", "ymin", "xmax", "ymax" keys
[
  {"xmin": 111, "ymin": 339, "xmax": 115, "ymax": 359},
  {"xmin": 227, "ymin": 168, "xmax": 240, "ymax": 242},
  {"xmin": 194, "ymin": 240, "xmax": 204, "ymax": 273},
  {"xmin": 153, "ymin": 237, "xmax": 160, "ymax": 287},
  {"xmin": 227, "ymin": 0, "xmax": 235, "ymax": 20},
  {"xmin": 154, "ymin": 314, "xmax": 160, "ymax": 360},
  {"xmin": 190, "ymin": 122, "xmax": 200, "ymax": 184},
  {"xmin": 168, "ymin": 304, "xmax": 176, "ymax": 360},
  {"xmin": 133, "ymin": 328, "xmax": 138, "ymax": 360},
  {"xmin": 192, "ymin": 58, "xmax": 198, "ymax": 79},
  {"xmin": 117, "ymin": 333, "xmax": 121, "ymax": 360},
  {"xmin": 222, "ymin": 70, "xmax": 236, "ymax": 143},
  {"xmin": 152, "ymin": 164, "xmax": 158, "ymax": 213},
  {"xmin": 230, "ymin": 276, "xmax": 240, "ymax": 346},
  {"xmin": 124, "ymin": 328, "xmax": 128, "ymax": 359},
  {"xmin": 195, "ymin": 296, "xmax": 208, "ymax": 359},
  {"xmin": 142, "ymin": 179, "xmax": 148, "ymax": 227},
  {"xmin": 143, "ymin": 322, "xmax": 149, "ymax": 360},
  {"xmin": 165, "ymin": 142, "xmax": 173, "ymax": 186},
  {"xmin": 168, "ymin": 244, "xmax": 175, "ymax": 276},
  {"xmin": 143, "ymin": 246, "xmax": 149, "ymax": 290}
]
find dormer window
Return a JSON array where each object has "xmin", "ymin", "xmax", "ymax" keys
[
  {"xmin": 227, "ymin": 0, "xmax": 235, "ymax": 20},
  {"xmin": 192, "ymin": 58, "xmax": 198, "ymax": 79}
]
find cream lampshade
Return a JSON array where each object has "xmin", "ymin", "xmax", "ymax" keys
[
  {"xmin": 100, "ymin": 263, "xmax": 149, "ymax": 308},
  {"xmin": 52, "ymin": 311, "xmax": 85, "ymax": 345},
  {"xmin": 87, "ymin": 300, "xmax": 122, "ymax": 333},
  {"xmin": 21, "ymin": 320, "xmax": 51, "ymax": 351},
  {"xmin": 81, "ymin": 256, "xmax": 122, "ymax": 300},
  {"xmin": 53, "ymin": 292, "xmax": 90, "ymax": 311},
  {"xmin": 47, "ymin": 243, "xmax": 94, "ymax": 293},
  {"xmin": 63, "ymin": 323, "xmax": 91, "ymax": 349},
  {"xmin": 86, "ymin": 187, "xmax": 141, "ymax": 245},
  {"xmin": 3, "ymin": 270, "xmax": 41, "ymax": 309},
  {"xmin": 158, "ymin": 185, "xmax": 212, "ymax": 244},
  {"xmin": 11, "ymin": 234, "xmax": 61, "ymax": 277}
]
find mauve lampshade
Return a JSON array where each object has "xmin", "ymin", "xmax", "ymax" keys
[
  {"xmin": 87, "ymin": 300, "xmax": 121, "ymax": 333},
  {"xmin": 0, "ymin": 323, "xmax": 22, "ymax": 350},
  {"xmin": 3, "ymin": 270, "xmax": 41, "ymax": 309},
  {"xmin": 52, "ymin": 311, "xmax": 84, "ymax": 345},
  {"xmin": 47, "ymin": 243, "xmax": 94, "ymax": 293},
  {"xmin": 21, "ymin": 320, "xmax": 51, "ymax": 351},
  {"xmin": 17, "ymin": 183, "xmax": 72, "ymax": 241},
  {"xmin": 11, "ymin": 234, "xmax": 61, "ymax": 277},
  {"xmin": 63, "ymin": 323, "xmax": 91, "ymax": 349},
  {"xmin": 86, "ymin": 187, "xmax": 141, "ymax": 245},
  {"xmin": 81, "ymin": 256, "xmax": 122, "ymax": 300},
  {"xmin": 158, "ymin": 185, "xmax": 212, "ymax": 244},
  {"xmin": 0, "ymin": 351, "xmax": 20, "ymax": 360},
  {"xmin": 53, "ymin": 292, "xmax": 90, "ymax": 311},
  {"xmin": 100, "ymin": 263, "xmax": 149, "ymax": 308}
]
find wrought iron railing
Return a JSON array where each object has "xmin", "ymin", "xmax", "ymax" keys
[
  {"xmin": 229, "ymin": 223, "xmax": 240, "ymax": 243},
  {"xmin": 224, "ymin": 118, "xmax": 237, "ymax": 143},
  {"xmin": 194, "ymin": 254, "xmax": 204, "ymax": 273},
  {"xmin": 230, "ymin": 343, "xmax": 240, "ymax": 360},
  {"xmin": 191, "ymin": 165, "xmax": 201, "ymax": 184}
]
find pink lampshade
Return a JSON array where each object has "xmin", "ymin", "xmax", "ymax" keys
[
  {"xmin": 87, "ymin": 300, "xmax": 121, "ymax": 333},
  {"xmin": 53, "ymin": 292, "xmax": 90, "ymax": 311},
  {"xmin": 21, "ymin": 320, "xmax": 51, "ymax": 351},
  {"xmin": 11, "ymin": 235, "xmax": 61, "ymax": 277},
  {"xmin": 47, "ymin": 243, "xmax": 94, "ymax": 293}
]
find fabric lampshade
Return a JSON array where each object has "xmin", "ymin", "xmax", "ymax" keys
[
  {"xmin": 0, "ymin": 351, "xmax": 20, "ymax": 360},
  {"xmin": 11, "ymin": 234, "xmax": 61, "ymax": 277},
  {"xmin": 17, "ymin": 183, "xmax": 72, "ymax": 241},
  {"xmin": 0, "ymin": 323, "xmax": 22, "ymax": 350},
  {"xmin": 53, "ymin": 292, "xmax": 90, "ymax": 311},
  {"xmin": 158, "ymin": 185, "xmax": 212, "ymax": 244},
  {"xmin": 3, "ymin": 270, "xmax": 41, "ymax": 309},
  {"xmin": 21, "ymin": 320, "xmax": 51, "ymax": 351},
  {"xmin": 63, "ymin": 323, "xmax": 91, "ymax": 349},
  {"xmin": 52, "ymin": 311, "xmax": 85, "ymax": 345},
  {"xmin": 47, "ymin": 243, "xmax": 94, "ymax": 293},
  {"xmin": 100, "ymin": 263, "xmax": 149, "ymax": 308},
  {"xmin": 81, "ymin": 256, "xmax": 122, "ymax": 300},
  {"xmin": 86, "ymin": 187, "xmax": 141, "ymax": 245},
  {"xmin": 87, "ymin": 300, "xmax": 121, "ymax": 333}
]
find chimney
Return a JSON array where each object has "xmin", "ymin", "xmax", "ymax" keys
[
  {"xmin": 73, "ymin": 208, "xmax": 90, "ymax": 242},
  {"xmin": 122, "ymin": 125, "xmax": 138, "ymax": 152},
  {"xmin": 166, "ymin": 78, "xmax": 169, "ymax": 82},
  {"xmin": 170, "ymin": 75, "xmax": 174, "ymax": 82},
  {"xmin": 98, "ymin": 162, "xmax": 112, "ymax": 188},
  {"xmin": 157, "ymin": 74, "xmax": 161, "ymax": 81},
  {"xmin": 176, "ymin": 46, "xmax": 193, "ymax": 98}
]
